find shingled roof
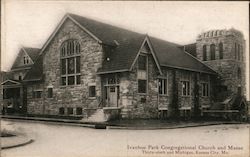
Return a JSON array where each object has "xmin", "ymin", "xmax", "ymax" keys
[
  {"xmin": 11, "ymin": 47, "xmax": 40, "ymax": 69},
  {"xmin": 23, "ymin": 55, "xmax": 43, "ymax": 81},
  {"xmin": 24, "ymin": 13, "xmax": 216, "ymax": 81}
]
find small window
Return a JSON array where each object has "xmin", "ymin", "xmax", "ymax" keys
[
  {"xmin": 23, "ymin": 57, "xmax": 26, "ymax": 64},
  {"xmin": 181, "ymin": 81, "xmax": 190, "ymax": 96},
  {"xmin": 201, "ymin": 83, "xmax": 209, "ymax": 97},
  {"xmin": 89, "ymin": 86, "xmax": 96, "ymax": 97},
  {"xmin": 67, "ymin": 107, "xmax": 73, "ymax": 115},
  {"xmin": 76, "ymin": 107, "xmax": 82, "ymax": 115},
  {"xmin": 19, "ymin": 76, "xmax": 22, "ymax": 81},
  {"xmin": 59, "ymin": 107, "xmax": 65, "ymax": 115},
  {"xmin": 210, "ymin": 44, "xmax": 215, "ymax": 60},
  {"xmin": 48, "ymin": 88, "xmax": 53, "ymax": 98},
  {"xmin": 138, "ymin": 80, "xmax": 147, "ymax": 93},
  {"xmin": 158, "ymin": 79, "xmax": 167, "ymax": 95},
  {"xmin": 33, "ymin": 91, "xmax": 42, "ymax": 98}
]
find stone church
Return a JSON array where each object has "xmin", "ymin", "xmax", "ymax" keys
[{"xmin": 0, "ymin": 13, "xmax": 247, "ymax": 121}]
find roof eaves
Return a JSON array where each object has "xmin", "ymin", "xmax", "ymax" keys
[
  {"xmin": 161, "ymin": 64, "xmax": 217, "ymax": 75},
  {"xmin": 183, "ymin": 50, "xmax": 218, "ymax": 74},
  {"xmin": 96, "ymin": 69, "xmax": 129, "ymax": 74}
]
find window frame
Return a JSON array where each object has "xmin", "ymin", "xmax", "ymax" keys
[
  {"xmin": 203, "ymin": 45, "xmax": 207, "ymax": 61},
  {"xmin": 201, "ymin": 82, "xmax": 209, "ymax": 97},
  {"xmin": 47, "ymin": 87, "xmax": 53, "ymax": 98},
  {"xmin": 137, "ymin": 54, "xmax": 148, "ymax": 94},
  {"xmin": 210, "ymin": 44, "xmax": 215, "ymax": 60},
  {"xmin": 89, "ymin": 86, "xmax": 96, "ymax": 97},
  {"xmin": 60, "ymin": 40, "xmax": 81, "ymax": 86},
  {"xmin": 219, "ymin": 42, "xmax": 223, "ymax": 59},
  {"xmin": 158, "ymin": 78, "xmax": 168, "ymax": 96}
]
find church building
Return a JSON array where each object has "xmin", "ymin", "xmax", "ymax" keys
[{"xmin": 1, "ymin": 13, "xmax": 247, "ymax": 121}]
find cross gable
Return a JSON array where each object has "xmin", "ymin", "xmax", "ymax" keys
[
  {"xmin": 11, "ymin": 48, "xmax": 34, "ymax": 69},
  {"xmin": 1, "ymin": 79, "xmax": 21, "ymax": 86},
  {"xmin": 130, "ymin": 36, "xmax": 163, "ymax": 75}
]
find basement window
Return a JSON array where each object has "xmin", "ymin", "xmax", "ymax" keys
[
  {"xmin": 76, "ymin": 107, "xmax": 82, "ymax": 115},
  {"xmin": 67, "ymin": 107, "xmax": 73, "ymax": 115},
  {"xmin": 59, "ymin": 107, "xmax": 65, "ymax": 115}
]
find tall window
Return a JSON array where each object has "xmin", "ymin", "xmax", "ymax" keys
[
  {"xmin": 237, "ymin": 44, "xmax": 241, "ymax": 61},
  {"xmin": 138, "ymin": 55, "xmax": 147, "ymax": 94},
  {"xmin": 201, "ymin": 83, "xmax": 209, "ymax": 97},
  {"xmin": 219, "ymin": 43, "xmax": 223, "ymax": 59},
  {"xmin": 210, "ymin": 44, "xmax": 215, "ymax": 60},
  {"xmin": 61, "ymin": 40, "xmax": 81, "ymax": 86},
  {"xmin": 48, "ymin": 87, "xmax": 53, "ymax": 98},
  {"xmin": 203, "ymin": 45, "xmax": 207, "ymax": 61},
  {"xmin": 181, "ymin": 81, "xmax": 190, "ymax": 96},
  {"xmin": 235, "ymin": 43, "xmax": 237, "ymax": 60},
  {"xmin": 158, "ymin": 79, "xmax": 168, "ymax": 95},
  {"xmin": 237, "ymin": 68, "xmax": 241, "ymax": 79}
]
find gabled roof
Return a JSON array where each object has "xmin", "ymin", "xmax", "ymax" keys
[
  {"xmin": 149, "ymin": 38, "xmax": 216, "ymax": 74},
  {"xmin": 181, "ymin": 43, "xmax": 197, "ymax": 57},
  {"xmin": 23, "ymin": 55, "xmax": 43, "ymax": 82},
  {"xmin": 27, "ymin": 13, "xmax": 217, "ymax": 77},
  {"xmin": 11, "ymin": 47, "xmax": 40, "ymax": 70},
  {"xmin": 23, "ymin": 47, "xmax": 40, "ymax": 61}
]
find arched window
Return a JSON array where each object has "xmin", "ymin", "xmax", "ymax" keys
[
  {"xmin": 203, "ymin": 45, "xmax": 207, "ymax": 61},
  {"xmin": 219, "ymin": 43, "xmax": 223, "ymax": 59},
  {"xmin": 61, "ymin": 40, "xmax": 81, "ymax": 86},
  {"xmin": 237, "ymin": 68, "xmax": 241, "ymax": 79},
  {"xmin": 210, "ymin": 44, "xmax": 215, "ymax": 60}
]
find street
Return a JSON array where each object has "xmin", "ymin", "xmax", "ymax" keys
[{"xmin": 1, "ymin": 119, "xmax": 249, "ymax": 157}]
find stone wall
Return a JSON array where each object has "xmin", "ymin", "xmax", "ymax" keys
[
  {"xmin": 39, "ymin": 18, "xmax": 103, "ymax": 116},
  {"xmin": 118, "ymin": 52, "xmax": 214, "ymax": 119},
  {"xmin": 196, "ymin": 29, "xmax": 246, "ymax": 97}
]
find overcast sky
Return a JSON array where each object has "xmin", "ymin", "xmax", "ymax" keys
[{"xmin": 1, "ymin": 0, "xmax": 249, "ymax": 98}]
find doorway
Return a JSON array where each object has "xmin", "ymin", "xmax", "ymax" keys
[{"xmin": 106, "ymin": 86, "xmax": 119, "ymax": 107}]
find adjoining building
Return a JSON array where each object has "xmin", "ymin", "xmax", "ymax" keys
[{"xmin": 0, "ymin": 13, "xmax": 247, "ymax": 121}]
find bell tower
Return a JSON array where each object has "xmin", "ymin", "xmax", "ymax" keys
[{"xmin": 196, "ymin": 28, "xmax": 246, "ymax": 97}]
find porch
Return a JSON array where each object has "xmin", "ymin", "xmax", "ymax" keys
[{"xmin": 1, "ymin": 80, "xmax": 27, "ymax": 115}]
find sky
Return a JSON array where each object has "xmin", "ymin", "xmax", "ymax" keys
[{"xmin": 1, "ymin": 0, "xmax": 249, "ymax": 99}]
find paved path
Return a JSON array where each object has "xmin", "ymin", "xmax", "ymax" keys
[{"xmin": 1, "ymin": 120, "xmax": 249, "ymax": 157}]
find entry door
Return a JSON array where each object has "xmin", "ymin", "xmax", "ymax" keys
[{"xmin": 108, "ymin": 86, "xmax": 118, "ymax": 107}]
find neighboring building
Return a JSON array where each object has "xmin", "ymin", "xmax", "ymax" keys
[{"xmin": 0, "ymin": 13, "xmax": 247, "ymax": 120}]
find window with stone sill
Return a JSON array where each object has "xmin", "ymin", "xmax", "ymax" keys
[{"xmin": 60, "ymin": 40, "xmax": 81, "ymax": 86}]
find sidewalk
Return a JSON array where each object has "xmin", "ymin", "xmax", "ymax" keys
[
  {"xmin": 1, "ymin": 115, "xmax": 245, "ymax": 130},
  {"xmin": 1, "ymin": 135, "xmax": 34, "ymax": 150}
]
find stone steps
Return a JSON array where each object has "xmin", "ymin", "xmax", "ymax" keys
[{"xmin": 83, "ymin": 109, "xmax": 108, "ymax": 122}]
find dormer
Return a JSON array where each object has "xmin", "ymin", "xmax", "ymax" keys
[{"xmin": 11, "ymin": 47, "xmax": 40, "ymax": 70}]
